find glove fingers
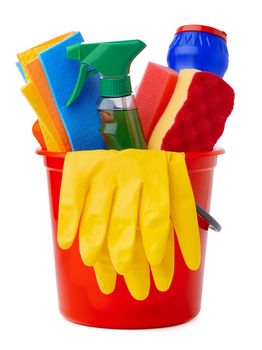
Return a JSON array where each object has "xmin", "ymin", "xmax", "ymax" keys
[
  {"xmin": 169, "ymin": 152, "xmax": 201, "ymax": 270},
  {"xmin": 107, "ymin": 182, "xmax": 142, "ymax": 275},
  {"xmin": 57, "ymin": 152, "xmax": 90, "ymax": 249},
  {"xmin": 151, "ymin": 222, "xmax": 174, "ymax": 292},
  {"xmin": 79, "ymin": 184, "xmax": 115, "ymax": 266},
  {"xmin": 94, "ymin": 243, "xmax": 117, "ymax": 295},
  {"xmin": 139, "ymin": 152, "xmax": 170, "ymax": 265},
  {"xmin": 123, "ymin": 229, "xmax": 150, "ymax": 301},
  {"xmin": 57, "ymin": 150, "xmax": 117, "ymax": 250}
]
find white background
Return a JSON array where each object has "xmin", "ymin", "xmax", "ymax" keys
[{"xmin": 1, "ymin": 0, "xmax": 262, "ymax": 349}]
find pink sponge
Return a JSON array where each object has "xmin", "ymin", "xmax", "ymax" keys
[
  {"xmin": 161, "ymin": 72, "xmax": 235, "ymax": 152},
  {"xmin": 136, "ymin": 62, "xmax": 178, "ymax": 142}
]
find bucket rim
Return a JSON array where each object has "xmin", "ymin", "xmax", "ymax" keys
[{"xmin": 35, "ymin": 147, "xmax": 225, "ymax": 159}]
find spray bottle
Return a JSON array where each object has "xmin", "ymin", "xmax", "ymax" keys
[{"xmin": 66, "ymin": 40, "xmax": 147, "ymax": 150}]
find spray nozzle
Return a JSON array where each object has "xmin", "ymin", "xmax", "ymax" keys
[{"xmin": 66, "ymin": 40, "xmax": 146, "ymax": 106}]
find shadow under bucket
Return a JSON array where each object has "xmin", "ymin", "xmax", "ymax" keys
[{"xmin": 37, "ymin": 148, "xmax": 224, "ymax": 329}]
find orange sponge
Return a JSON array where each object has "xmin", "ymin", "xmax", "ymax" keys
[
  {"xmin": 135, "ymin": 62, "xmax": 178, "ymax": 142},
  {"xmin": 32, "ymin": 120, "xmax": 46, "ymax": 150}
]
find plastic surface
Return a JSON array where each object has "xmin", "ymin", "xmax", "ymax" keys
[
  {"xmin": 167, "ymin": 25, "xmax": 229, "ymax": 77},
  {"xmin": 37, "ymin": 147, "xmax": 224, "ymax": 328},
  {"xmin": 176, "ymin": 25, "xmax": 227, "ymax": 41},
  {"xmin": 66, "ymin": 40, "xmax": 146, "ymax": 102}
]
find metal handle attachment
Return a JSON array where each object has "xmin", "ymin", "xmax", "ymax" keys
[{"xmin": 196, "ymin": 203, "xmax": 222, "ymax": 232}]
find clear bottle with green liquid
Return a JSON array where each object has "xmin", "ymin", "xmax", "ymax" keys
[{"xmin": 66, "ymin": 40, "xmax": 147, "ymax": 150}]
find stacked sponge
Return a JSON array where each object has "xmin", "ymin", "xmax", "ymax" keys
[
  {"xmin": 17, "ymin": 32, "xmax": 104, "ymax": 152},
  {"xmin": 136, "ymin": 64, "xmax": 234, "ymax": 152},
  {"xmin": 18, "ymin": 32, "xmax": 73, "ymax": 152}
]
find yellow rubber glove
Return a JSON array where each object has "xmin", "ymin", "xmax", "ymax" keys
[
  {"xmin": 58, "ymin": 150, "xmax": 117, "ymax": 250},
  {"xmin": 58, "ymin": 150, "xmax": 118, "ymax": 295},
  {"xmin": 93, "ymin": 243, "xmax": 117, "ymax": 295},
  {"xmin": 58, "ymin": 150, "xmax": 200, "ymax": 300},
  {"xmin": 150, "ymin": 222, "xmax": 174, "ymax": 291},
  {"xmin": 106, "ymin": 150, "xmax": 170, "ymax": 273},
  {"xmin": 168, "ymin": 152, "xmax": 201, "ymax": 270}
]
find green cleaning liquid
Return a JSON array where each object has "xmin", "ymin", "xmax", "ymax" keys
[
  {"xmin": 100, "ymin": 109, "xmax": 147, "ymax": 150},
  {"xmin": 98, "ymin": 95, "xmax": 147, "ymax": 150}
]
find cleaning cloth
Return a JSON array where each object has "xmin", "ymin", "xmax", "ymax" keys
[
  {"xmin": 57, "ymin": 150, "xmax": 200, "ymax": 300},
  {"xmin": 39, "ymin": 32, "xmax": 104, "ymax": 150},
  {"xmin": 135, "ymin": 62, "xmax": 178, "ymax": 142}
]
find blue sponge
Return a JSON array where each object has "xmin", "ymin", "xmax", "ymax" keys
[
  {"xmin": 39, "ymin": 32, "xmax": 104, "ymax": 150},
  {"xmin": 16, "ymin": 62, "xmax": 26, "ymax": 82}
]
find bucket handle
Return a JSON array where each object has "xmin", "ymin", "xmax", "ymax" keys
[{"xmin": 196, "ymin": 204, "xmax": 221, "ymax": 232}]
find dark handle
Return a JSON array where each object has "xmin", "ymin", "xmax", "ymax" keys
[{"xmin": 196, "ymin": 203, "xmax": 222, "ymax": 232}]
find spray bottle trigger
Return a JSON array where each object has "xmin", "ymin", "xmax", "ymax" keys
[{"xmin": 66, "ymin": 64, "xmax": 97, "ymax": 106}]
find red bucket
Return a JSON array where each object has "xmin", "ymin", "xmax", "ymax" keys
[{"xmin": 37, "ymin": 148, "xmax": 224, "ymax": 328}]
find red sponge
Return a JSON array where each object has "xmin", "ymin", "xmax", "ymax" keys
[
  {"xmin": 136, "ymin": 62, "xmax": 178, "ymax": 142},
  {"xmin": 161, "ymin": 72, "xmax": 235, "ymax": 152}
]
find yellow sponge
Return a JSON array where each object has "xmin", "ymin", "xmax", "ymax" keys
[
  {"xmin": 148, "ymin": 69, "xmax": 198, "ymax": 150},
  {"xmin": 21, "ymin": 82, "xmax": 65, "ymax": 152}
]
